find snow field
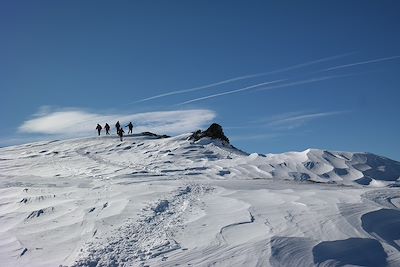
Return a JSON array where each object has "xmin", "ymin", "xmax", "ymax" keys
[{"xmin": 1, "ymin": 133, "xmax": 400, "ymax": 266}]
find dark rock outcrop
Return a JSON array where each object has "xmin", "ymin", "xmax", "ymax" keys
[
  {"xmin": 189, "ymin": 123, "xmax": 229, "ymax": 143},
  {"xmin": 141, "ymin": 132, "xmax": 170, "ymax": 139}
]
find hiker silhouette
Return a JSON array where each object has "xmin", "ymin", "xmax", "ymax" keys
[
  {"xmin": 117, "ymin": 127, "xmax": 125, "ymax": 141},
  {"xmin": 104, "ymin": 123, "xmax": 110, "ymax": 135},
  {"xmin": 96, "ymin": 124, "xmax": 102, "ymax": 136},
  {"xmin": 126, "ymin": 122, "xmax": 133, "ymax": 134},
  {"xmin": 115, "ymin": 121, "xmax": 121, "ymax": 132}
]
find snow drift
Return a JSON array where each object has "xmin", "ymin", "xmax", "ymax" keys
[{"xmin": 1, "ymin": 128, "xmax": 400, "ymax": 266}]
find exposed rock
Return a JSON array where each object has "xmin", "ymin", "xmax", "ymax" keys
[
  {"xmin": 141, "ymin": 132, "xmax": 170, "ymax": 139},
  {"xmin": 189, "ymin": 123, "xmax": 229, "ymax": 143}
]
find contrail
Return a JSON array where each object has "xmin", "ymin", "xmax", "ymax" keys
[
  {"xmin": 255, "ymin": 73, "xmax": 365, "ymax": 92},
  {"xmin": 136, "ymin": 52, "xmax": 354, "ymax": 103},
  {"xmin": 324, "ymin": 55, "xmax": 400, "ymax": 71},
  {"xmin": 256, "ymin": 76, "xmax": 339, "ymax": 92},
  {"xmin": 176, "ymin": 79, "xmax": 285, "ymax": 105},
  {"xmin": 177, "ymin": 74, "xmax": 351, "ymax": 105},
  {"xmin": 136, "ymin": 73, "xmax": 267, "ymax": 102}
]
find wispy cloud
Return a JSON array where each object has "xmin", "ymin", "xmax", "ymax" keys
[
  {"xmin": 227, "ymin": 110, "xmax": 347, "ymax": 132},
  {"xmin": 265, "ymin": 111, "xmax": 347, "ymax": 129},
  {"xmin": 136, "ymin": 53, "xmax": 353, "ymax": 103},
  {"xmin": 225, "ymin": 111, "xmax": 344, "ymax": 143},
  {"xmin": 323, "ymin": 55, "xmax": 400, "ymax": 71},
  {"xmin": 18, "ymin": 107, "xmax": 216, "ymax": 136}
]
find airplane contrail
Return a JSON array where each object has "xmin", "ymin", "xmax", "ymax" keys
[
  {"xmin": 177, "ymin": 74, "xmax": 351, "ymax": 105},
  {"xmin": 176, "ymin": 79, "xmax": 285, "ymax": 105},
  {"xmin": 135, "ymin": 73, "xmax": 268, "ymax": 102},
  {"xmin": 136, "ymin": 52, "xmax": 354, "ymax": 103},
  {"xmin": 324, "ymin": 55, "xmax": 400, "ymax": 71}
]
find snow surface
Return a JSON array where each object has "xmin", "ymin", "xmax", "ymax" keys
[{"xmin": 1, "ymin": 133, "xmax": 400, "ymax": 266}]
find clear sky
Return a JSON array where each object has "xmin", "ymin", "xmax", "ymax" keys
[{"xmin": 1, "ymin": 1, "xmax": 400, "ymax": 160}]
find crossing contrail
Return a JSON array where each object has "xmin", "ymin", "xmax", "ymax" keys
[
  {"xmin": 176, "ymin": 79, "xmax": 285, "ymax": 105},
  {"xmin": 136, "ymin": 52, "xmax": 354, "ymax": 103},
  {"xmin": 136, "ymin": 73, "xmax": 269, "ymax": 102},
  {"xmin": 177, "ymin": 74, "xmax": 352, "ymax": 105},
  {"xmin": 324, "ymin": 55, "xmax": 400, "ymax": 71}
]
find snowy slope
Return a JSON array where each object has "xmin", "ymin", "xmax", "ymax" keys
[{"xmin": 1, "ymin": 133, "xmax": 400, "ymax": 266}]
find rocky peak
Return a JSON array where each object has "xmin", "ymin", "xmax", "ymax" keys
[{"xmin": 189, "ymin": 123, "xmax": 230, "ymax": 143}]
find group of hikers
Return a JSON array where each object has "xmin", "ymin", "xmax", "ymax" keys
[{"xmin": 96, "ymin": 121, "xmax": 133, "ymax": 141}]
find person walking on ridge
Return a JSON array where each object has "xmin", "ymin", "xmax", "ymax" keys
[
  {"xmin": 115, "ymin": 121, "xmax": 121, "ymax": 133},
  {"xmin": 96, "ymin": 124, "xmax": 102, "ymax": 136},
  {"xmin": 126, "ymin": 122, "xmax": 133, "ymax": 134},
  {"xmin": 104, "ymin": 123, "xmax": 110, "ymax": 135},
  {"xmin": 117, "ymin": 127, "xmax": 125, "ymax": 141}
]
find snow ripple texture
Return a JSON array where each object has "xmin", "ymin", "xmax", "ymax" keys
[
  {"xmin": 72, "ymin": 184, "xmax": 213, "ymax": 267},
  {"xmin": 1, "ymin": 133, "xmax": 400, "ymax": 266}
]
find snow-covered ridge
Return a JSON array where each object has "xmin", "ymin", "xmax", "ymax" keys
[
  {"xmin": 262, "ymin": 148, "xmax": 400, "ymax": 186},
  {"xmin": 1, "ymin": 131, "xmax": 400, "ymax": 266},
  {"xmin": 1, "ymin": 132, "xmax": 399, "ymax": 187}
]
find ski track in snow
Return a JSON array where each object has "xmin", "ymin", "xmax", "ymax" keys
[
  {"xmin": 73, "ymin": 184, "xmax": 213, "ymax": 267},
  {"xmin": 0, "ymin": 133, "xmax": 400, "ymax": 266}
]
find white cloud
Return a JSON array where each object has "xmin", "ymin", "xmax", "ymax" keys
[{"xmin": 18, "ymin": 107, "xmax": 216, "ymax": 136}]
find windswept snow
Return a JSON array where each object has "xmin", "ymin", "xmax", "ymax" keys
[{"xmin": 1, "ymin": 133, "xmax": 400, "ymax": 266}]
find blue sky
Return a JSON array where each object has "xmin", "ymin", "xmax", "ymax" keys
[{"xmin": 1, "ymin": 1, "xmax": 400, "ymax": 160}]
